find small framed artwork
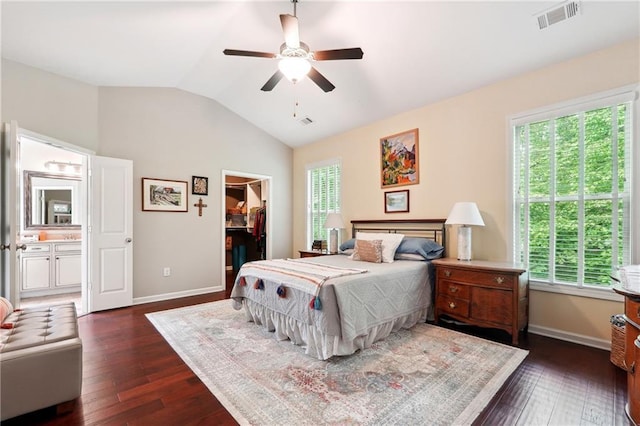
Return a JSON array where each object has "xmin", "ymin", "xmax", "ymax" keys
[
  {"xmin": 384, "ymin": 190, "xmax": 410, "ymax": 213},
  {"xmin": 380, "ymin": 128, "xmax": 419, "ymax": 188},
  {"xmin": 142, "ymin": 178, "xmax": 188, "ymax": 212},
  {"xmin": 192, "ymin": 175, "xmax": 208, "ymax": 196}
]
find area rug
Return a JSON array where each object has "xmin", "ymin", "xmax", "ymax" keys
[{"xmin": 146, "ymin": 300, "xmax": 528, "ymax": 425}]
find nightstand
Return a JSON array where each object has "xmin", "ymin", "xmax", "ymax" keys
[
  {"xmin": 298, "ymin": 250, "xmax": 330, "ymax": 258},
  {"xmin": 432, "ymin": 258, "xmax": 529, "ymax": 345}
]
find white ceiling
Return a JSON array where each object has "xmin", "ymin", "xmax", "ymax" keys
[{"xmin": 2, "ymin": 1, "xmax": 639, "ymax": 148}]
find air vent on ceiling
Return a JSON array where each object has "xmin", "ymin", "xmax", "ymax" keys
[
  {"xmin": 534, "ymin": 1, "xmax": 581, "ymax": 30},
  {"xmin": 299, "ymin": 117, "xmax": 313, "ymax": 126}
]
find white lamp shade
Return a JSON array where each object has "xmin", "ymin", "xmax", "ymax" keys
[
  {"xmin": 445, "ymin": 202, "xmax": 485, "ymax": 226},
  {"xmin": 278, "ymin": 57, "xmax": 311, "ymax": 83},
  {"xmin": 324, "ymin": 213, "xmax": 345, "ymax": 229}
]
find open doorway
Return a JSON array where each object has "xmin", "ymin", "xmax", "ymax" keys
[
  {"xmin": 18, "ymin": 133, "xmax": 88, "ymax": 315},
  {"xmin": 222, "ymin": 170, "xmax": 272, "ymax": 295}
]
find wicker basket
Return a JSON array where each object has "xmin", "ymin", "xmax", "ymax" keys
[{"xmin": 610, "ymin": 314, "xmax": 626, "ymax": 371}]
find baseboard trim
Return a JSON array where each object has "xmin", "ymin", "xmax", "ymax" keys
[
  {"xmin": 528, "ymin": 324, "xmax": 611, "ymax": 351},
  {"xmin": 133, "ymin": 285, "xmax": 224, "ymax": 306}
]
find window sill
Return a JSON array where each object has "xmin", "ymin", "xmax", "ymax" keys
[{"xmin": 529, "ymin": 280, "xmax": 624, "ymax": 302}]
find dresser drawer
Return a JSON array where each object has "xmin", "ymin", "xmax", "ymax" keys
[
  {"xmin": 438, "ymin": 267, "xmax": 515, "ymax": 289},
  {"xmin": 439, "ymin": 281, "xmax": 470, "ymax": 300},
  {"xmin": 437, "ymin": 295, "xmax": 470, "ymax": 318},
  {"xmin": 626, "ymin": 298, "xmax": 640, "ymax": 326}
]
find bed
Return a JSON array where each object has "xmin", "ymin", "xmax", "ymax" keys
[{"xmin": 230, "ymin": 219, "xmax": 446, "ymax": 360}]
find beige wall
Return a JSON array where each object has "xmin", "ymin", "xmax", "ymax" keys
[
  {"xmin": 292, "ymin": 39, "xmax": 640, "ymax": 345},
  {"xmin": 2, "ymin": 61, "xmax": 293, "ymax": 301}
]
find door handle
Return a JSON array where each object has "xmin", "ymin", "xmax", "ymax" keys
[
  {"xmin": 17, "ymin": 244, "xmax": 27, "ymax": 251},
  {"xmin": 125, "ymin": 238, "xmax": 132, "ymax": 243},
  {"xmin": 0, "ymin": 243, "xmax": 9, "ymax": 251}
]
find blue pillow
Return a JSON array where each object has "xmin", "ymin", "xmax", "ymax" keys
[
  {"xmin": 339, "ymin": 238, "xmax": 356, "ymax": 252},
  {"xmin": 395, "ymin": 237, "xmax": 444, "ymax": 260}
]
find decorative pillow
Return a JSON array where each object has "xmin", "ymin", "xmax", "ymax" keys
[
  {"xmin": 340, "ymin": 249, "xmax": 354, "ymax": 256},
  {"xmin": 395, "ymin": 253, "xmax": 427, "ymax": 261},
  {"xmin": 356, "ymin": 232, "xmax": 404, "ymax": 263},
  {"xmin": 395, "ymin": 237, "xmax": 445, "ymax": 260},
  {"xmin": 0, "ymin": 297, "xmax": 14, "ymax": 322},
  {"xmin": 339, "ymin": 238, "xmax": 356, "ymax": 252},
  {"xmin": 352, "ymin": 239, "xmax": 383, "ymax": 263}
]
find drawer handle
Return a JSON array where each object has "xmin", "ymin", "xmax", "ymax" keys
[
  {"xmin": 449, "ymin": 302, "xmax": 456, "ymax": 309},
  {"xmin": 444, "ymin": 270, "xmax": 451, "ymax": 277},
  {"xmin": 494, "ymin": 276, "xmax": 505, "ymax": 284},
  {"xmin": 448, "ymin": 285, "xmax": 459, "ymax": 293}
]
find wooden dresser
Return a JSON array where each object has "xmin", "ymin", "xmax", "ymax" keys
[
  {"xmin": 613, "ymin": 266, "xmax": 640, "ymax": 425},
  {"xmin": 432, "ymin": 258, "xmax": 529, "ymax": 345}
]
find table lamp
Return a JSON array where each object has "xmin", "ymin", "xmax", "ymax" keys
[
  {"xmin": 445, "ymin": 202, "xmax": 485, "ymax": 261},
  {"xmin": 324, "ymin": 213, "xmax": 345, "ymax": 254}
]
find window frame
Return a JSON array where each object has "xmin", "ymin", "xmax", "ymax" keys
[
  {"xmin": 305, "ymin": 158, "xmax": 342, "ymax": 249},
  {"xmin": 508, "ymin": 85, "xmax": 639, "ymax": 301}
]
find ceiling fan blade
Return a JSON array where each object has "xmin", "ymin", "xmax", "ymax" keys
[
  {"xmin": 307, "ymin": 67, "xmax": 335, "ymax": 92},
  {"xmin": 223, "ymin": 49, "xmax": 276, "ymax": 59},
  {"xmin": 280, "ymin": 14, "xmax": 300, "ymax": 49},
  {"xmin": 261, "ymin": 70, "xmax": 284, "ymax": 92},
  {"xmin": 313, "ymin": 48, "xmax": 364, "ymax": 61}
]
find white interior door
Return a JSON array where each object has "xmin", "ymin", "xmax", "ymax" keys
[
  {"xmin": 1, "ymin": 121, "xmax": 23, "ymax": 305},
  {"xmin": 89, "ymin": 155, "xmax": 133, "ymax": 312}
]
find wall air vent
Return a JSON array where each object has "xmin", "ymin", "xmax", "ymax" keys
[
  {"xmin": 299, "ymin": 117, "xmax": 313, "ymax": 126},
  {"xmin": 534, "ymin": 1, "xmax": 581, "ymax": 30}
]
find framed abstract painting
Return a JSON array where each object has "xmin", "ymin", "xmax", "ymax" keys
[{"xmin": 380, "ymin": 128, "xmax": 419, "ymax": 188}]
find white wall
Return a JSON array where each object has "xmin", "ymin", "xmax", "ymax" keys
[
  {"xmin": 1, "ymin": 61, "xmax": 293, "ymax": 302},
  {"xmin": 1, "ymin": 60, "xmax": 99, "ymax": 151}
]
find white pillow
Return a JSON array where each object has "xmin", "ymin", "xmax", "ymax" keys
[{"xmin": 355, "ymin": 232, "xmax": 404, "ymax": 263}]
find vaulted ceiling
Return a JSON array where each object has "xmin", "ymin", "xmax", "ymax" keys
[{"xmin": 2, "ymin": 1, "xmax": 638, "ymax": 147}]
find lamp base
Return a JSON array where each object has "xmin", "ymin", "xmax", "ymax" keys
[
  {"xmin": 457, "ymin": 226, "xmax": 472, "ymax": 261},
  {"xmin": 329, "ymin": 229, "xmax": 339, "ymax": 254}
]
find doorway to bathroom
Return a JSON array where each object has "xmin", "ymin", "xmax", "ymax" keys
[{"xmin": 18, "ymin": 133, "xmax": 87, "ymax": 315}]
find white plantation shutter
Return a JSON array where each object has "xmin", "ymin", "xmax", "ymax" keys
[
  {"xmin": 306, "ymin": 159, "xmax": 341, "ymax": 247},
  {"xmin": 512, "ymin": 88, "xmax": 634, "ymax": 291}
]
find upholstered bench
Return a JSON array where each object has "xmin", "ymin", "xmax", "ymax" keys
[{"xmin": 0, "ymin": 301, "xmax": 82, "ymax": 421}]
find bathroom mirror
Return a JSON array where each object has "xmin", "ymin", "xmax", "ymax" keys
[{"xmin": 24, "ymin": 170, "xmax": 81, "ymax": 230}]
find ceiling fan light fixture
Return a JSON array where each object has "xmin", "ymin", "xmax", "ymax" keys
[{"xmin": 278, "ymin": 57, "xmax": 311, "ymax": 83}]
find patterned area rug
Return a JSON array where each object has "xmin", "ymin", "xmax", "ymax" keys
[{"xmin": 147, "ymin": 300, "xmax": 528, "ymax": 425}]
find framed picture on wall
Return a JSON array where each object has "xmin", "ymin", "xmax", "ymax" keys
[
  {"xmin": 142, "ymin": 177, "xmax": 188, "ymax": 212},
  {"xmin": 380, "ymin": 128, "xmax": 419, "ymax": 188},
  {"xmin": 192, "ymin": 175, "xmax": 208, "ymax": 195},
  {"xmin": 384, "ymin": 190, "xmax": 409, "ymax": 213}
]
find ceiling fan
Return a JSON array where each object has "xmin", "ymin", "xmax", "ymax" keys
[{"xmin": 223, "ymin": 0, "xmax": 363, "ymax": 93}]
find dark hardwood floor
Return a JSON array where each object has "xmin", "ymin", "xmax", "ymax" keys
[{"xmin": 3, "ymin": 292, "xmax": 630, "ymax": 425}]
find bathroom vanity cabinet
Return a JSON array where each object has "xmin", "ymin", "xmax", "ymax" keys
[{"xmin": 21, "ymin": 241, "xmax": 81, "ymax": 295}]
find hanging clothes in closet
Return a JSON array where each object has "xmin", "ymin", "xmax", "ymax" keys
[{"xmin": 253, "ymin": 203, "xmax": 267, "ymax": 260}]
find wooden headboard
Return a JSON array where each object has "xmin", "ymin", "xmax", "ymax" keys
[{"xmin": 350, "ymin": 219, "xmax": 447, "ymax": 251}]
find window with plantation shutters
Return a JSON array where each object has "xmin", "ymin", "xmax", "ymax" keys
[
  {"xmin": 306, "ymin": 160, "xmax": 341, "ymax": 247},
  {"xmin": 512, "ymin": 88, "xmax": 635, "ymax": 293}
]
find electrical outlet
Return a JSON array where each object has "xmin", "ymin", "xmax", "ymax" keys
[{"xmin": 163, "ymin": 267, "xmax": 171, "ymax": 277}]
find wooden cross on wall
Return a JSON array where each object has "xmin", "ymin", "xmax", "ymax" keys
[{"xmin": 194, "ymin": 198, "xmax": 208, "ymax": 216}]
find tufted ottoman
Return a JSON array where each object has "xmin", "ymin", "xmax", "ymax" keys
[{"xmin": 0, "ymin": 302, "xmax": 82, "ymax": 421}]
